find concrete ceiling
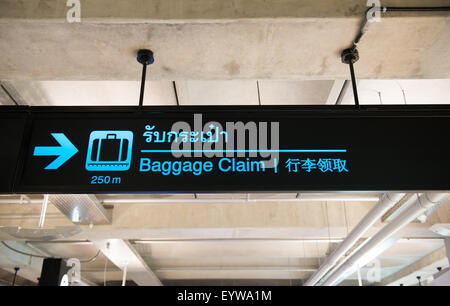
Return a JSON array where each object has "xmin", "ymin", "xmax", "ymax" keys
[{"xmin": 0, "ymin": 0, "xmax": 449, "ymax": 80}]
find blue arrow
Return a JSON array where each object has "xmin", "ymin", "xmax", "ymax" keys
[{"xmin": 33, "ymin": 133, "xmax": 78, "ymax": 170}]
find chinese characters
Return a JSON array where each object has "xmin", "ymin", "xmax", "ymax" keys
[{"xmin": 285, "ymin": 158, "xmax": 348, "ymax": 173}]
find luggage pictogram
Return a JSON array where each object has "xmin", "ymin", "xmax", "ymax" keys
[{"xmin": 85, "ymin": 131, "xmax": 133, "ymax": 171}]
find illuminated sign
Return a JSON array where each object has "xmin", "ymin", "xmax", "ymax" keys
[
  {"xmin": 85, "ymin": 130, "xmax": 133, "ymax": 171},
  {"xmin": 1, "ymin": 106, "xmax": 450, "ymax": 193}
]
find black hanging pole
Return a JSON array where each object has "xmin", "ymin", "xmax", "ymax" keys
[
  {"xmin": 341, "ymin": 48, "xmax": 360, "ymax": 108},
  {"xmin": 12, "ymin": 266, "xmax": 20, "ymax": 286},
  {"xmin": 348, "ymin": 61, "xmax": 360, "ymax": 107},
  {"xmin": 139, "ymin": 63, "xmax": 147, "ymax": 108},
  {"xmin": 136, "ymin": 49, "xmax": 155, "ymax": 108}
]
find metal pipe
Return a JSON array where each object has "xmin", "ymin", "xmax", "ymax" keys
[
  {"xmin": 136, "ymin": 49, "xmax": 154, "ymax": 108},
  {"xmin": 138, "ymin": 64, "xmax": 146, "ymax": 108},
  {"xmin": 304, "ymin": 193, "xmax": 404, "ymax": 286},
  {"xmin": 25, "ymin": 242, "xmax": 52, "ymax": 257},
  {"xmin": 351, "ymin": 6, "xmax": 450, "ymax": 49},
  {"xmin": 101, "ymin": 195, "xmax": 380, "ymax": 204},
  {"xmin": 12, "ymin": 267, "xmax": 20, "ymax": 286},
  {"xmin": 133, "ymin": 239, "xmax": 345, "ymax": 244},
  {"xmin": 0, "ymin": 199, "xmax": 42, "ymax": 204},
  {"xmin": 0, "ymin": 195, "xmax": 380, "ymax": 205},
  {"xmin": 357, "ymin": 265, "xmax": 362, "ymax": 286},
  {"xmin": 334, "ymin": 80, "xmax": 350, "ymax": 105},
  {"xmin": 28, "ymin": 240, "xmax": 93, "ymax": 245},
  {"xmin": 321, "ymin": 193, "xmax": 448, "ymax": 286},
  {"xmin": 38, "ymin": 194, "xmax": 49, "ymax": 229},
  {"xmin": 385, "ymin": 6, "xmax": 450, "ymax": 12},
  {"xmin": 348, "ymin": 61, "xmax": 359, "ymax": 107},
  {"xmin": 122, "ymin": 263, "xmax": 128, "ymax": 286}
]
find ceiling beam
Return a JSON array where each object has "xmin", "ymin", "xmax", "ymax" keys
[
  {"xmin": 0, "ymin": 241, "xmax": 43, "ymax": 283},
  {"xmin": 0, "ymin": 82, "xmax": 24, "ymax": 105},
  {"xmin": 0, "ymin": 83, "xmax": 17, "ymax": 105},
  {"xmin": 325, "ymin": 80, "xmax": 345, "ymax": 105},
  {"xmin": 2, "ymin": 1, "xmax": 450, "ymax": 80},
  {"xmin": 377, "ymin": 246, "xmax": 448, "ymax": 286},
  {"xmin": 154, "ymin": 267, "xmax": 316, "ymax": 280},
  {"xmin": 92, "ymin": 239, "xmax": 162, "ymax": 286},
  {"xmin": 446, "ymin": 238, "xmax": 450, "ymax": 259}
]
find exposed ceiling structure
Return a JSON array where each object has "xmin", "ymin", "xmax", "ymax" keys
[
  {"xmin": 0, "ymin": 192, "xmax": 449, "ymax": 286},
  {"xmin": 0, "ymin": 0, "xmax": 449, "ymax": 287},
  {"xmin": 2, "ymin": 79, "xmax": 450, "ymax": 107}
]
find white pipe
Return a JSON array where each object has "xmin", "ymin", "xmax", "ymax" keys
[
  {"xmin": 25, "ymin": 242, "xmax": 52, "ymax": 257},
  {"xmin": 122, "ymin": 262, "xmax": 128, "ymax": 286},
  {"xmin": 357, "ymin": 265, "xmax": 362, "ymax": 286},
  {"xmin": 134, "ymin": 239, "xmax": 344, "ymax": 244},
  {"xmin": 38, "ymin": 194, "xmax": 49, "ymax": 229},
  {"xmin": 0, "ymin": 200, "xmax": 42, "ymax": 204},
  {"xmin": 321, "ymin": 193, "xmax": 449, "ymax": 286},
  {"xmin": 0, "ymin": 195, "xmax": 380, "ymax": 205},
  {"xmin": 304, "ymin": 193, "xmax": 405, "ymax": 286},
  {"xmin": 101, "ymin": 195, "xmax": 380, "ymax": 204}
]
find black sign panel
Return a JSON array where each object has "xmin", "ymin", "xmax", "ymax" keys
[
  {"xmin": 38, "ymin": 258, "xmax": 70, "ymax": 286},
  {"xmin": 2, "ymin": 106, "xmax": 450, "ymax": 193},
  {"xmin": 0, "ymin": 110, "xmax": 28, "ymax": 193}
]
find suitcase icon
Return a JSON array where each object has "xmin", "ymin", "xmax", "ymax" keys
[{"xmin": 85, "ymin": 131, "xmax": 133, "ymax": 171}]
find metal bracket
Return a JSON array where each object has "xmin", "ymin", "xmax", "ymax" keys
[{"xmin": 137, "ymin": 49, "xmax": 154, "ymax": 108}]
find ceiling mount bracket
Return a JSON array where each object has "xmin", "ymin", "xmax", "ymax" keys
[
  {"xmin": 136, "ymin": 49, "xmax": 154, "ymax": 108},
  {"xmin": 341, "ymin": 48, "xmax": 360, "ymax": 108}
]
